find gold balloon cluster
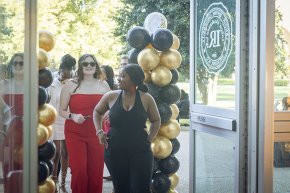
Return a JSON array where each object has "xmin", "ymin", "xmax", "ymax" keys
[
  {"xmin": 38, "ymin": 30, "xmax": 57, "ymax": 192},
  {"xmin": 137, "ymin": 32, "xmax": 181, "ymax": 88}
]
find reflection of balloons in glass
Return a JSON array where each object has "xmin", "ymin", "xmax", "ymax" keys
[
  {"xmin": 38, "ymin": 177, "xmax": 56, "ymax": 193},
  {"xmin": 38, "ymin": 104, "xmax": 57, "ymax": 126},
  {"xmin": 144, "ymin": 12, "xmax": 167, "ymax": 34},
  {"xmin": 170, "ymin": 138, "xmax": 180, "ymax": 155},
  {"xmin": 152, "ymin": 173, "xmax": 171, "ymax": 193},
  {"xmin": 170, "ymin": 69, "xmax": 179, "ymax": 84},
  {"xmin": 38, "ymin": 161, "xmax": 50, "ymax": 184},
  {"xmin": 159, "ymin": 120, "xmax": 181, "ymax": 139},
  {"xmin": 151, "ymin": 28, "xmax": 173, "ymax": 51},
  {"xmin": 171, "ymin": 34, "xmax": 180, "ymax": 50},
  {"xmin": 151, "ymin": 66, "xmax": 172, "ymax": 87},
  {"xmin": 137, "ymin": 48, "xmax": 160, "ymax": 71},
  {"xmin": 39, "ymin": 68, "xmax": 53, "ymax": 88},
  {"xmin": 38, "ymin": 140, "xmax": 56, "ymax": 160},
  {"xmin": 126, "ymin": 26, "xmax": 150, "ymax": 49},
  {"xmin": 169, "ymin": 173, "xmax": 179, "ymax": 189},
  {"xmin": 39, "ymin": 30, "xmax": 55, "ymax": 52},
  {"xmin": 37, "ymin": 123, "xmax": 49, "ymax": 146},
  {"xmin": 157, "ymin": 102, "xmax": 172, "ymax": 124},
  {"xmin": 170, "ymin": 104, "xmax": 179, "ymax": 120},
  {"xmin": 160, "ymin": 84, "xmax": 181, "ymax": 104},
  {"xmin": 159, "ymin": 155, "xmax": 180, "ymax": 175},
  {"xmin": 151, "ymin": 135, "xmax": 172, "ymax": 159},
  {"xmin": 38, "ymin": 49, "xmax": 50, "ymax": 70},
  {"xmin": 160, "ymin": 49, "xmax": 182, "ymax": 70},
  {"xmin": 128, "ymin": 48, "xmax": 141, "ymax": 64}
]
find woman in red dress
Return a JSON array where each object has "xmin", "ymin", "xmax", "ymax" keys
[
  {"xmin": 59, "ymin": 54, "xmax": 110, "ymax": 193},
  {"xmin": 0, "ymin": 53, "xmax": 24, "ymax": 193}
]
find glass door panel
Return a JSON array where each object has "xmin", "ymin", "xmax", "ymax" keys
[
  {"xmin": 0, "ymin": 1, "xmax": 25, "ymax": 192},
  {"xmin": 273, "ymin": 1, "xmax": 290, "ymax": 192},
  {"xmin": 195, "ymin": 0, "xmax": 236, "ymax": 109},
  {"xmin": 195, "ymin": 131, "xmax": 235, "ymax": 193}
]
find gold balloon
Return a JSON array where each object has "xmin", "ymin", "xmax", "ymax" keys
[
  {"xmin": 160, "ymin": 49, "xmax": 182, "ymax": 70},
  {"xmin": 38, "ymin": 48, "xmax": 50, "ymax": 70},
  {"xmin": 38, "ymin": 104, "xmax": 57, "ymax": 126},
  {"xmin": 47, "ymin": 125, "xmax": 53, "ymax": 139},
  {"xmin": 37, "ymin": 123, "xmax": 49, "ymax": 146},
  {"xmin": 146, "ymin": 43, "xmax": 154, "ymax": 49},
  {"xmin": 144, "ymin": 70, "xmax": 151, "ymax": 83},
  {"xmin": 170, "ymin": 104, "xmax": 179, "ymax": 120},
  {"xmin": 137, "ymin": 48, "xmax": 160, "ymax": 71},
  {"xmin": 168, "ymin": 188, "xmax": 178, "ymax": 193},
  {"xmin": 169, "ymin": 173, "xmax": 180, "ymax": 189},
  {"xmin": 39, "ymin": 30, "xmax": 55, "ymax": 52},
  {"xmin": 39, "ymin": 177, "xmax": 56, "ymax": 193},
  {"xmin": 171, "ymin": 34, "xmax": 180, "ymax": 50},
  {"xmin": 151, "ymin": 66, "xmax": 172, "ymax": 87},
  {"xmin": 158, "ymin": 120, "xmax": 181, "ymax": 139},
  {"xmin": 151, "ymin": 136, "xmax": 172, "ymax": 159}
]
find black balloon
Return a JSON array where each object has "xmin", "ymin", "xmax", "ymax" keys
[
  {"xmin": 39, "ymin": 86, "xmax": 48, "ymax": 106},
  {"xmin": 147, "ymin": 83, "xmax": 161, "ymax": 102},
  {"xmin": 160, "ymin": 84, "xmax": 181, "ymax": 104},
  {"xmin": 152, "ymin": 173, "xmax": 171, "ymax": 193},
  {"xmin": 157, "ymin": 102, "xmax": 172, "ymax": 123},
  {"xmin": 44, "ymin": 159, "xmax": 54, "ymax": 176},
  {"xmin": 151, "ymin": 29, "xmax": 173, "ymax": 51},
  {"xmin": 159, "ymin": 155, "xmax": 180, "ymax": 175},
  {"xmin": 170, "ymin": 69, "xmax": 179, "ymax": 84},
  {"xmin": 128, "ymin": 48, "xmax": 141, "ymax": 64},
  {"xmin": 39, "ymin": 67, "xmax": 53, "ymax": 88},
  {"xmin": 38, "ymin": 140, "xmax": 56, "ymax": 160},
  {"xmin": 170, "ymin": 138, "xmax": 180, "ymax": 155},
  {"xmin": 38, "ymin": 161, "xmax": 50, "ymax": 184},
  {"xmin": 126, "ymin": 26, "xmax": 151, "ymax": 50}
]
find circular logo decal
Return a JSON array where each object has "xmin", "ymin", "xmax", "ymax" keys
[{"xmin": 199, "ymin": 2, "xmax": 233, "ymax": 74}]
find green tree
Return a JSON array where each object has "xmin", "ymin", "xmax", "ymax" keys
[
  {"xmin": 275, "ymin": 8, "xmax": 288, "ymax": 79},
  {"xmin": 113, "ymin": 0, "xmax": 190, "ymax": 76}
]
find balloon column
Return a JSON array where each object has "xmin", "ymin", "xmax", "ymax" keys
[
  {"xmin": 38, "ymin": 30, "xmax": 57, "ymax": 193},
  {"xmin": 126, "ymin": 12, "xmax": 182, "ymax": 193}
]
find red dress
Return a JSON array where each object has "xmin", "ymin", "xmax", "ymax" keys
[
  {"xmin": 1, "ymin": 94, "xmax": 23, "ymax": 193},
  {"xmin": 65, "ymin": 94, "xmax": 104, "ymax": 193}
]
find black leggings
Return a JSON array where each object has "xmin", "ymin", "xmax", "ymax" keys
[{"xmin": 110, "ymin": 150, "xmax": 153, "ymax": 193}]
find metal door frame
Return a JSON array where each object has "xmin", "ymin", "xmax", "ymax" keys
[{"xmin": 189, "ymin": 0, "xmax": 275, "ymax": 192}]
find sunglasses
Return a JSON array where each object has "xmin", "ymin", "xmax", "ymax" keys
[
  {"xmin": 13, "ymin": 61, "xmax": 24, "ymax": 66},
  {"xmin": 81, "ymin": 62, "xmax": 97, "ymax": 67}
]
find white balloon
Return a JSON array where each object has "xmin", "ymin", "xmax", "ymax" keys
[{"xmin": 144, "ymin": 12, "xmax": 167, "ymax": 34}]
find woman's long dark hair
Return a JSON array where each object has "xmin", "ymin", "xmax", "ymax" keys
[
  {"xmin": 101, "ymin": 65, "xmax": 115, "ymax": 90},
  {"xmin": 73, "ymin": 54, "xmax": 101, "ymax": 93}
]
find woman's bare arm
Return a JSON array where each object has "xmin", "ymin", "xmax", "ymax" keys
[{"xmin": 146, "ymin": 94, "xmax": 161, "ymax": 142}]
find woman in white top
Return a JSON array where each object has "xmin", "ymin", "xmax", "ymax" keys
[{"xmin": 47, "ymin": 54, "xmax": 76, "ymax": 192}]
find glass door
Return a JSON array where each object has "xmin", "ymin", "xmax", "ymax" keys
[
  {"xmin": 190, "ymin": 0, "xmax": 248, "ymax": 192},
  {"xmin": 0, "ymin": 0, "xmax": 38, "ymax": 192}
]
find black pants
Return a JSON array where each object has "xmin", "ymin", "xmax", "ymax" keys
[{"xmin": 110, "ymin": 149, "xmax": 153, "ymax": 193}]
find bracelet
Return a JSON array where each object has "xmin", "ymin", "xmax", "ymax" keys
[{"xmin": 96, "ymin": 130, "xmax": 104, "ymax": 135}]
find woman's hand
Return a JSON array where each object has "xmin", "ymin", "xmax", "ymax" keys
[
  {"xmin": 97, "ymin": 131, "xmax": 108, "ymax": 148},
  {"xmin": 71, "ymin": 114, "xmax": 86, "ymax": 124}
]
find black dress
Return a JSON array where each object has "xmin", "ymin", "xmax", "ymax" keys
[{"xmin": 108, "ymin": 90, "xmax": 153, "ymax": 193}]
